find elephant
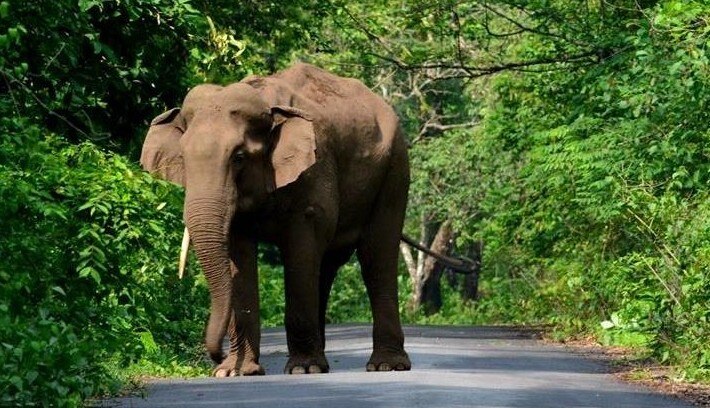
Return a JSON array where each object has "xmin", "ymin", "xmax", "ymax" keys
[{"xmin": 140, "ymin": 63, "xmax": 412, "ymax": 376}]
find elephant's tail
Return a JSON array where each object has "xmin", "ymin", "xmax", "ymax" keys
[{"xmin": 400, "ymin": 234, "xmax": 479, "ymax": 275}]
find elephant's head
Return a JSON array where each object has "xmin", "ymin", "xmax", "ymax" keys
[{"xmin": 140, "ymin": 83, "xmax": 316, "ymax": 362}]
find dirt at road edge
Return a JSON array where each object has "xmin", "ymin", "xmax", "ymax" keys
[{"xmin": 555, "ymin": 337, "xmax": 710, "ymax": 407}]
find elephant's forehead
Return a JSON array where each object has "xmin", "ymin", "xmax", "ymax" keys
[
  {"xmin": 180, "ymin": 116, "xmax": 246, "ymax": 155},
  {"xmin": 184, "ymin": 83, "xmax": 269, "ymax": 119}
]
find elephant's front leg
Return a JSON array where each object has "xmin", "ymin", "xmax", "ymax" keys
[
  {"xmin": 282, "ymin": 229, "xmax": 329, "ymax": 374},
  {"xmin": 214, "ymin": 237, "xmax": 264, "ymax": 377}
]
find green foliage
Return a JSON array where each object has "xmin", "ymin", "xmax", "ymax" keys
[
  {"xmin": 315, "ymin": 0, "xmax": 710, "ymax": 382},
  {"xmin": 2, "ymin": 0, "xmax": 329, "ymax": 156},
  {"xmin": 464, "ymin": 0, "xmax": 710, "ymax": 380},
  {"xmin": 4, "ymin": 0, "xmax": 710, "ymax": 404},
  {"xmin": 258, "ymin": 263, "xmax": 287, "ymax": 328},
  {"xmin": 0, "ymin": 0, "xmax": 335, "ymax": 403},
  {"xmin": 327, "ymin": 263, "xmax": 373, "ymax": 323},
  {"xmin": 188, "ymin": 0, "xmax": 330, "ymax": 82},
  {"xmin": 0, "ymin": 117, "xmax": 209, "ymax": 405},
  {"xmin": 259, "ymin": 260, "xmax": 373, "ymax": 327},
  {"xmin": 3, "ymin": 0, "xmax": 204, "ymax": 154}
]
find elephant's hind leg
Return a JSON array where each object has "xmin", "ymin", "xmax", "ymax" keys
[{"xmin": 356, "ymin": 149, "xmax": 411, "ymax": 372}]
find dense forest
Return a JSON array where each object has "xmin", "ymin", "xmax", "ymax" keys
[{"xmin": 1, "ymin": 0, "xmax": 709, "ymax": 405}]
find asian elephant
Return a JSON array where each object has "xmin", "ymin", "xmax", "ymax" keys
[{"xmin": 140, "ymin": 63, "xmax": 411, "ymax": 376}]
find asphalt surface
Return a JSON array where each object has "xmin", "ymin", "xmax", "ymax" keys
[{"xmin": 105, "ymin": 325, "xmax": 691, "ymax": 407}]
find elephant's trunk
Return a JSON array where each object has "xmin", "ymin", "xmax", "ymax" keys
[{"xmin": 184, "ymin": 196, "xmax": 235, "ymax": 363}]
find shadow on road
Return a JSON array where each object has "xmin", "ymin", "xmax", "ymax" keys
[
  {"xmin": 104, "ymin": 325, "xmax": 692, "ymax": 408},
  {"xmin": 119, "ymin": 379, "xmax": 683, "ymax": 408}
]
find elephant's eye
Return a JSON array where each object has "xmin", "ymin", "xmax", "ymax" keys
[{"xmin": 233, "ymin": 150, "xmax": 246, "ymax": 165}]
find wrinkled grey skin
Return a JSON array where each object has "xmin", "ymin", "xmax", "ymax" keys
[{"xmin": 141, "ymin": 63, "xmax": 411, "ymax": 376}]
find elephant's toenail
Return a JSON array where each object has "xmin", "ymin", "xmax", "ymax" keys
[
  {"xmin": 378, "ymin": 363, "xmax": 391, "ymax": 371},
  {"xmin": 366, "ymin": 363, "xmax": 376, "ymax": 372},
  {"xmin": 308, "ymin": 365, "xmax": 322, "ymax": 374},
  {"xmin": 395, "ymin": 363, "xmax": 406, "ymax": 371},
  {"xmin": 214, "ymin": 369, "xmax": 228, "ymax": 378},
  {"xmin": 291, "ymin": 366, "xmax": 306, "ymax": 375}
]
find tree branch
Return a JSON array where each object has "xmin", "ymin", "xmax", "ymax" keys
[
  {"xmin": 341, "ymin": 5, "xmax": 407, "ymax": 68},
  {"xmin": 1, "ymin": 68, "xmax": 89, "ymax": 137},
  {"xmin": 481, "ymin": 3, "xmax": 590, "ymax": 48},
  {"xmin": 413, "ymin": 119, "xmax": 480, "ymax": 143},
  {"xmin": 419, "ymin": 120, "xmax": 479, "ymax": 136},
  {"xmin": 342, "ymin": 3, "xmax": 607, "ymax": 81},
  {"xmin": 368, "ymin": 49, "xmax": 603, "ymax": 80}
]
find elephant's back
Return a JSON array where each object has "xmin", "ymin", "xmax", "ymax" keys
[
  {"xmin": 245, "ymin": 63, "xmax": 402, "ymax": 159},
  {"xmin": 279, "ymin": 64, "xmax": 408, "ymax": 233},
  {"xmin": 244, "ymin": 63, "xmax": 408, "ymax": 232}
]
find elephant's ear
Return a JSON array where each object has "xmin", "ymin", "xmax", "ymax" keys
[
  {"xmin": 270, "ymin": 106, "xmax": 316, "ymax": 189},
  {"xmin": 140, "ymin": 108, "xmax": 186, "ymax": 186}
]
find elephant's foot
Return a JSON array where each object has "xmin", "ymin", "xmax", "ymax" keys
[
  {"xmin": 366, "ymin": 349, "xmax": 411, "ymax": 372},
  {"xmin": 213, "ymin": 354, "xmax": 265, "ymax": 377},
  {"xmin": 284, "ymin": 353, "xmax": 329, "ymax": 374}
]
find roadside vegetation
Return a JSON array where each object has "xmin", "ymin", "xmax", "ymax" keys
[{"xmin": 1, "ymin": 0, "xmax": 709, "ymax": 405}]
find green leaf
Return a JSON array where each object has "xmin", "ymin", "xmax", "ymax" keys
[
  {"xmin": 600, "ymin": 320, "xmax": 615, "ymax": 330},
  {"xmin": 90, "ymin": 269, "xmax": 101, "ymax": 284},
  {"xmin": 78, "ymin": 267, "xmax": 93, "ymax": 278},
  {"xmin": 79, "ymin": 0, "xmax": 101, "ymax": 12},
  {"xmin": 9, "ymin": 376, "xmax": 22, "ymax": 391},
  {"xmin": 0, "ymin": 2, "xmax": 9, "ymax": 19},
  {"xmin": 139, "ymin": 331, "xmax": 159, "ymax": 354},
  {"xmin": 25, "ymin": 371, "xmax": 38, "ymax": 384}
]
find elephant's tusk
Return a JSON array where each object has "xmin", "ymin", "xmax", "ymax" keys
[{"xmin": 179, "ymin": 226, "xmax": 190, "ymax": 279}]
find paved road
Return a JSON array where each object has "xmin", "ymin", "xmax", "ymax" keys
[{"xmin": 106, "ymin": 325, "xmax": 691, "ymax": 407}]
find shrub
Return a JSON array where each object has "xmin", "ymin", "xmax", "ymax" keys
[{"xmin": 0, "ymin": 117, "xmax": 209, "ymax": 405}]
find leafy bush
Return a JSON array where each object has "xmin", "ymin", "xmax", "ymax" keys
[
  {"xmin": 4, "ymin": 0, "xmax": 710, "ymax": 404},
  {"xmin": 0, "ymin": 117, "xmax": 209, "ymax": 405},
  {"xmin": 259, "ymin": 259, "xmax": 372, "ymax": 327},
  {"xmin": 451, "ymin": 0, "xmax": 710, "ymax": 380}
]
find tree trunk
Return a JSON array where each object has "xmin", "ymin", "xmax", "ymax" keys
[
  {"xmin": 400, "ymin": 217, "xmax": 482, "ymax": 314},
  {"xmin": 443, "ymin": 240, "xmax": 482, "ymax": 301},
  {"xmin": 461, "ymin": 241, "xmax": 482, "ymax": 301},
  {"xmin": 399, "ymin": 218, "xmax": 454, "ymax": 315},
  {"xmin": 417, "ymin": 220, "xmax": 453, "ymax": 314}
]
